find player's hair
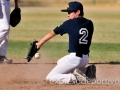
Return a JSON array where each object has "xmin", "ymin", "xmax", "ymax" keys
[
  {"xmin": 75, "ymin": 10, "xmax": 84, "ymax": 16},
  {"xmin": 80, "ymin": 11, "xmax": 84, "ymax": 16}
]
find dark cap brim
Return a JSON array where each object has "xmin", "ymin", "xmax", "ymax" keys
[
  {"xmin": 61, "ymin": 9, "xmax": 77, "ymax": 12},
  {"xmin": 61, "ymin": 9, "xmax": 68, "ymax": 12}
]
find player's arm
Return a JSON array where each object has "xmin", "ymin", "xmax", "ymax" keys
[
  {"xmin": 36, "ymin": 31, "xmax": 56, "ymax": 49},
  {"xmin": 14, "ymin": 0, "xmax": 19, "ymax": 8}
]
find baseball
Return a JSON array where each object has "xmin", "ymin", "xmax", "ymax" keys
[{"xmin": 35, "ymin": 53, "xmax": 40, "ymax": 59}]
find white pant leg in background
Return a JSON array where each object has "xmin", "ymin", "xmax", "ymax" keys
[
  {"xmin": 0, "ymin": 0, "xmax": 10, "ymax": 56},
  {"xmin": 46, "ymin": 53, "xmax": 89, "ymax": 84}
]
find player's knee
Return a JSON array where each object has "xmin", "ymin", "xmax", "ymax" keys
[
  {"xmin": 4, "ymin": 26, "xmax": 10, "ymax": 31},
  {"xmin": 1, "ymin": 27, "xmax": 10, "ymax": 33}
]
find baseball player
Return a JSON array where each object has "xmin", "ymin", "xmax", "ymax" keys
[
  {"xmin": 36, "ymin": 1, "xmax": 96, "ymax": 84},
  {"xmin": 0, "ymin": 0, "xmax": 19, "ymax": 64}
]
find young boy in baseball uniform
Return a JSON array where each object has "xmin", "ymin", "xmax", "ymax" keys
[{"xmin": 36, "ymin": 1, "xmax": 96, "ymax": 84}]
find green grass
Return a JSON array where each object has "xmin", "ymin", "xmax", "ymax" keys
[
  {"xmin": 90, "ymin": 43, "xmax": 120, "ymax": 62},
  {"xmin": 7, "ymin": 41, "xmax": 120, "ymax": 62},
  {"xmin": 7, "ymin": 41, "xmax": 68, "ymax": 60},
  {"xmin": 8, "ymin": 6, "xmax": 120, "ymax": 62}
]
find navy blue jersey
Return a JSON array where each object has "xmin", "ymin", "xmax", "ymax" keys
[{"xmin": 53, "ymin": 17, "xmax": 94, "ymax": 54}]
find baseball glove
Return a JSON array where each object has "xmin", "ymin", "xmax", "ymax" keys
[
  {"xmin": 26, "ymin": 40, "xmax": 39, "ymax": 62},
  {"xmin": 10, "ymin": 8, "xmax": 21, "ymax": 27}
]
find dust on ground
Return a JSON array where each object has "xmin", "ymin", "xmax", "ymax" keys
[{"xmin": 0, "ymin": 58, "xmax": 120, "ymax": 90}]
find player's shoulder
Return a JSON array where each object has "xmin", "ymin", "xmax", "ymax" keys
[
  {"xmin": 84, "ymin": 17, "xmax": 93, "ymax": 23},
  {"xmin": 61, "ymin": 19, "xmax": 72, "ymax": 26},
  {"xmin": 82, "ymin": 18, "xmax": 94, "ymax": 27},
  {"xmin": 80, "ymin": 17, "xmax": 92, "ymax": 22}
]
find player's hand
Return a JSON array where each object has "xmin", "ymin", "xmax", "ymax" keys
[{"xmin": 36, "ymin": 42, "xmax": 41, "ymax": 49}]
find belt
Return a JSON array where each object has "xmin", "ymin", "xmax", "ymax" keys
[{"xmin": 76, "ymin": 53, "xmax": 88, "ymax": 58}]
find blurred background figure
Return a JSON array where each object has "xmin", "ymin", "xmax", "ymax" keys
[{"xmin": 0, "ymin": 0, "xmax": 19, "ymax": 64}]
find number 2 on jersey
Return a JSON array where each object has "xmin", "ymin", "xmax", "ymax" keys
[{"xmin": 79, "ymin": 28, "xmax": 88, "ymax": 44}]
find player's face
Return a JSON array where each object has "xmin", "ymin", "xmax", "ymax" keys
[{"xmin": 67, "ymin": 10, "xmax": 80, "ymax": 20}]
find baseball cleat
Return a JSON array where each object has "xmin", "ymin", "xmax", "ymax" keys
[
  {"xmin": 86, "ymin": 64, "xmax": 96, "ymax": 79},
  {"xmin": 0, "ymin": 56, "xmax": 12, "ymax": 64},
  {"xmin": 73, "ymin": 68, "xmax": 88, "ymax": 83}
]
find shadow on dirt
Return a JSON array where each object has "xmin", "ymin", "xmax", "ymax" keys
[
  {"xmin": 12, "ymin": 61, "xmax": 120, "ymax": 65},
  {"xmin": 89, "ymin": 61, "xmax": 120, "ymax": 65},
  {"xmin": 12, "ymin": 63, "xmax": 40, "ymax": 64}
]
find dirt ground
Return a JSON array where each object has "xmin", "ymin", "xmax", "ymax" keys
[{"xmin": 0, "ymin": 58, "xmax": 120, "ymax": 90}]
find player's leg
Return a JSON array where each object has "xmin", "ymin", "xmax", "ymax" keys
[
  {"xmin": 46, "ymin": 54, "xmax": 77, "ymax": 84},
  {"xmin": 46, "ymin": 53, "xmax": 88, "ymax": 84},
  {"xmin": 0, "ymin": 0, "xmax": 12, "ymax": 64},
  {"xmin": 79, "ymin": 55, "xmax": 96, "ymax": 79},
  {"xmin": 78, "ymin": 55, "xmax": 89, "ymax": 73}
]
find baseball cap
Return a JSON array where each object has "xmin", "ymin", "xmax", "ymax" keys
[{"xmin": 61, "ymin": 1, "xmax": 83, "ymax": 12}]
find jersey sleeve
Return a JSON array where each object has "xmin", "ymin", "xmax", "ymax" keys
[{"xmin": 53, "ymin": 20, "xmax": 70, "ymax": 36}]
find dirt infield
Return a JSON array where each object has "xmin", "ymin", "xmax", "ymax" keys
[{"xmin": 0, "ymin": 58, "xmax": 120, "ymax": 90}]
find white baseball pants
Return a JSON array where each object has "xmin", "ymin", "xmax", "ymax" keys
[
  {"xmin": 0, "ymin": 0, "xmax": 10, "ymax": 56},
  {"xmin": 46, "ymin": 53, "xmax": 89, "ymax": 84}
]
